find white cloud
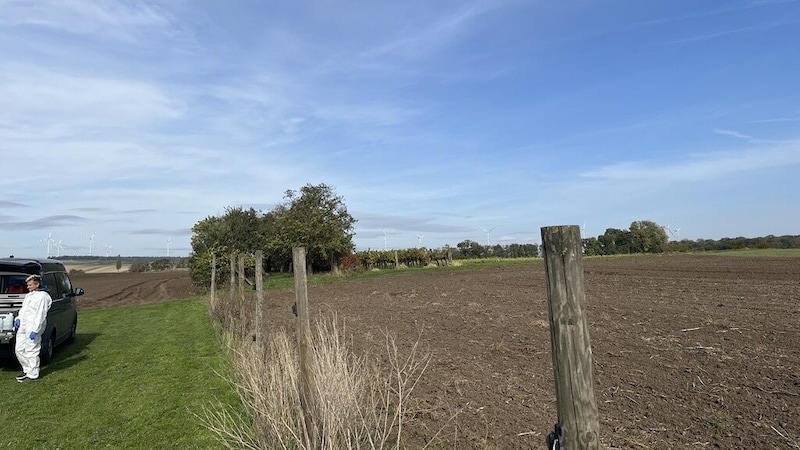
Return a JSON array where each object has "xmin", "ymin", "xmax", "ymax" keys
[
  {"xmin": 713, "ymin": 128, "xmax": 753, "ymax": 140},
  {"xmin": 0, "ymin": 65, "xmax": 182, "ymax": 131},
  {"xmin": 363, "ymin": 2, "xmax": 499, "ymax": 61},
  {"xmin": 581, "ymin": 142, "xmax": 800, "ymax": 182},
  {"xmin": 0, "ymin": 0, "xmax": 172, "ymax": 42}
]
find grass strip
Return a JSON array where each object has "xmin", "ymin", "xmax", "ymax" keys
[{"xmin": 0, "ymin": 296, "xmax": 240, "ymax": 449}]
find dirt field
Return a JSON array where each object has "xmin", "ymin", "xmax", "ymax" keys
[
  {"xmin": 73, "ymin": 255, "xmax": 799, "ymax": 449},
  {"xmin": 70, "ymin": 270, "xmax": 196, "ymax": 309}
]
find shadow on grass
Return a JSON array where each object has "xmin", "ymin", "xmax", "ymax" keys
[{"xmin": 0, "ymin": 332, "xmax": 100, "ymax": 375}]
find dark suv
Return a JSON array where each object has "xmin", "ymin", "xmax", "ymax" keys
[{"xmin": 0, "ymin": 258, "xmax": 84, "ymax": 364}]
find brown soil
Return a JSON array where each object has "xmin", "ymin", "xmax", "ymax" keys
[
  {"xmin": 74, "ymin": 255, "xmax": 800, "ymax": 449},
  {"xmin": 70, "ymin": 270, "xmax": 196, "ymax": 309}
]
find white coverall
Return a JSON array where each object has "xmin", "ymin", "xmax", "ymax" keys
[{"xmin": 15, "ymin": 290, "xmax": 53, "ymax": 379}]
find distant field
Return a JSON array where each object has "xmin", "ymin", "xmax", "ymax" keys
[
  {"xmin": 61, "ymin": 260, "xmax": 131, "ymax": 274},
  {"xmin": 701, "ymin": 248, "xmax": 800, "ymax": 257}
]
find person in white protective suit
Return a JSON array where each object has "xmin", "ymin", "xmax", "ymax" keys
[{"xmin": 13, "ymin": 274, "xmax": 53, "ymax": 382}]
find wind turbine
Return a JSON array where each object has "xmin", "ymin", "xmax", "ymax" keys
[
  {"xmin": 166, "ymin": 237, "xmax": 172, "ymax": 258},
  {"xmin": 665, "ymin": 223, "xmax": 680, "ymax": 241},
  {"xmin": 104, "ymin": 244, "xmax": 113, "ymax": 257},
  {"xmin": 55, "ymin": 240, "xmax": 64, "ymax": 258},
  {"xmin": 382, "ymin": 229, "xmax": 390, "ymax": 251},
  {"xmin": 416, "ymin": 234, "xmax": 424, "ymax": 247},
  {"xmin": 40, "ymin": 232, "xmax": 54, "ymax": 258},
  {"xmin": 89, "ymin": 234, "xmax": 96, "ymax": 256},
  {"xmin": 481, "ymin": 227, "xmax": 496, "ymax": 247}
]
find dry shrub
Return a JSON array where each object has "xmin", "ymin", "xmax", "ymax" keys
[{"xmin": 201, "ymin": 299, "xmax": 430, "ymax": 450}]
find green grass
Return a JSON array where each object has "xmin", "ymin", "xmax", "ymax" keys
[
  {"xmin": 262, "ymin": 257, "xmax": 542, "ymax": 290},
  {"xmin": 0, "ymin": 297, "xmax": 240, "ymax": 449}
]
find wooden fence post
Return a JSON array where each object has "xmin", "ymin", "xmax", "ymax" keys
[
  {"xmin": 238, "ymin": 254, "xmax": 246, "ymax": 310},
  {"xmin": 255, "ymin": 250, "xmax": 263, "ymax": 343},
  {"xmin": 210, "ymin": 254, "xmax": 216, "ymax": 304},
  {"xmin": 293, "ymin": 247, "xmax": 317, "ymax": 445},
  {"xmin": 229, "ymin": 253, "xmax": 235, "ymax": 302},
  {"xmin": 541, "ymin": 225, "xmax": 599, "ymax": 449}
]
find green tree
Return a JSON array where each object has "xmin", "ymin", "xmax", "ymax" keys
[
  {"xmin": 116, "ymin": 254, "xmax": 122, "ymax": 272},
  {"xmin": 583, "ymin": 237, "xmax": 602, "ymax": 256},
  {"xmin": 629, "ymin": 220, "xmax": 669, "ymax": 253},
  {"xmin": 599, "ymin": 228, "xmax": 633, "ymax": 255},
  {"xmin": 273, "ymin": 184, "xmax": 356, "ymax": 273},
  {"xmin": 456, "ymin": 240, "xmax": 484, "ymax": 258},
  {"xmin": 188, "ymin": 206, "xmax": 265, "ymax": 288}
]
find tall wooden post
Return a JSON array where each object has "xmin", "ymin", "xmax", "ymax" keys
[
  {"xmin": 238, "ymin": 254, "xmax": 246, "ymax": 310},
  {"xmin": 229, "ymin": 254, "xmax": 235, "ymax": 302},
  {"xmin": 210, "ymin": 254, "xmax": 217, "ymax": 304},
  {"xmin": 541, "ymin": 225, "xmax": 599, "ymax": 449},
  {"xmin": 293, "ymin": 247, "xmax": 317, "ymax": 445},
  {"xmin": 255, "ymin": 250, "xmax": 263, "ymax": 343}
]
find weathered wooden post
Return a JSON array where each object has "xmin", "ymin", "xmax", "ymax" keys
[
  {"xmin": 210, "ymin": 253, "xmax": 217, "ymax": 304},
  {"xmin": 255, "ymin": 250, "xmax": 263, "ymax": 343},
  {"xmin": 229, "ymin": 253, "xmax": 235, "ymax": 302},
  {"xmin": 238, "ymin": 254, "xmax": 246, "ymax": 310},
  {"xmin": 292, "ymin": 247, "xmax": 317, "ymax": 445},
  {"xmin": 541, "ymin": 225, "xmax": 599, "ymax": 449}
]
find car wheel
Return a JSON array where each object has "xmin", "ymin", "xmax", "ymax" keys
[
  {"xmin": 66, "ymin": 319, "xmax": 77, "ymax": 345},
  {"xmin": 42, "ymin": 331, "xmax": 55, "ymax": 365}
]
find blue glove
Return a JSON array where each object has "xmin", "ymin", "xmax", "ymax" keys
[
  {"xmin": 13, "ymin": 318, "xmax": 20, "ymax": 331},
  {"xmin": 28, "ymin": 331, "xmax": 38, "ymax": 340}
]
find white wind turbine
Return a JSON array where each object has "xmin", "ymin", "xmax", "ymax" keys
[
  {"xmin": 104, "ymin": 244, "xmax": 113, "ymax": 257},
  {"xmin": 89, "ymin": 233, "xmax": 96, "ymax": 256},
  {"xmin": 481, "ymin": 227, "xmax": 496, "ymax": 247},
  {"xmin": 40, "ymin": 232, "xmax": 54, "ymax": 258},
  {"xmin": 665, "ymin": 223, "xmax": 681, "ymax": 241},
  {"xmin": 416, "ymin": 234, "xmax": 424, "ymax": 247},
  {"xmin": 382, "ymin": 229, "xmax": 390, "ymax": 251},
  {"xmin": 166, "ymin": 237, "xmax": 172, "ymax": 258},
  {"xmin": 55, "ymin": 240, "xmax": 64, "ymax": 258}
]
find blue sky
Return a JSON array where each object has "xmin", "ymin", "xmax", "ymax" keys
[{"xmin": 1, "ymin": 0, "xmax": 799, "ymax": 257}]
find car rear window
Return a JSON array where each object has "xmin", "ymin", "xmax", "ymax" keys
[{"xmin": 2, "ymin": 275, "xmax": 28, "ymax": 294}]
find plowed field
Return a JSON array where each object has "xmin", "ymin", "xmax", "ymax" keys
[{"xmin": 73, "ymin": 255, "xmax": 800, "ymax": 449}]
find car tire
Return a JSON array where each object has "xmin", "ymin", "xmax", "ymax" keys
[
  {"xmin": 66, "ymin": 319, "xmax": 77, "ymax": 345},
  {"xmin": 41, "ymin": 331, "xmax": 55, "ymax": 365}
]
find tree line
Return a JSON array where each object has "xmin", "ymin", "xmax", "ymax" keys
[
  {"xmin": 582, "ymin": 221, "xmax": 800, "ymax": 256},
  {"xmin": 186, "ymin": 183, "xmax": 799, "ymax": 287}
]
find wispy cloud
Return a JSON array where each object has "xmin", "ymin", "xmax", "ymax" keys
[
  {"xmin": 0, "ymin": 214, "xmax": 86, "ymax": 231},
  {"xmin": 582, "ymin": 142, "xmax": 800, "ymax": 182},
  {"xmin": 713, "ymin": 128, "xmax": 754, "ymax": 140},
  {"xmin": 362, "ymin": 1, "xmax": 501, "ymax": 61},
  {"xmin": 130, "ymin": 228, "xmax": 191, "ymax": 236},
  {"xmin": 0, "ymin": 0, "xmax": 173, "ymax": 42},
  {"xmin": 660, "ymin": 20, "xmax": 797, "ymax": 45},
  {"xmin": 749, "ymin": 117, "xmax": 800, "ymax": 123},
  {"xmin": 0, "ymin": 201, "xmax": 27, "ymax": 208},
  {"xmin": 0, "ymin": 65, "xmax": 183, "ymax": 132}
]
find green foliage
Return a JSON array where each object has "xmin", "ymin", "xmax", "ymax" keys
[
  {"xmin": 271, "ymin": 184, "xmax": 357, "ymax": 272},
  {"xmin": 584, "ymin": 221, "xmax": 668, "ymax": 256},
  {"xmin": 115, "ymin": 254, "xmax": 122, "ymax": 272},
  {"xmin": 667, "ymin": 234, "xmax": 800, "ymax": 252},
  {"xmin": 457, "ymin": 239, "xmax": 484, "ymax": 258},
  {"xmin": 1, "ymin": 297, "xmax": 239, "ymax": 449},
  {"xmin": 188, "ymin": 183, "xmax": 357, "ymax": 288},
  {"xmin": 629, "ymin": 220, "xmax": 669, "ymax": 253}
]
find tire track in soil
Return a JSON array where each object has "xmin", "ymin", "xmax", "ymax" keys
[{"xmin": 72, "ymin": 271, "xmax": 194, "ymax": 309}]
